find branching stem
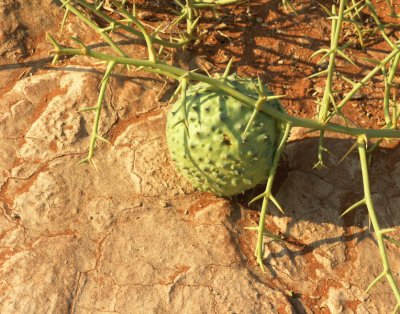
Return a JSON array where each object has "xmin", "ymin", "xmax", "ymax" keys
[
  {"xmin": 60, "ymin": 0, "xmax": 128, "ymax": 57},
  {"xmin": 357, "ymin": 136, "xmax": 400, "ymax": 310},
  {"xmin": 255, "ymin": 123, "xmax": 292, "ymax": 271},
  {"xmin": 78, "ymin": 61, "xmax": 115, "ymax": 164},
  {"xmin": 316, "ymin": 2, "xmax": 344, "ymax": 167},
  {"xmin": 48, "ymin": 39, "xmax": 400, "ymax": 139}
]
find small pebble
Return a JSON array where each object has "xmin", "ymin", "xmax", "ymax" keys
[
  {"xmin": 277, "ymin": 59, "xmax": 284, "ymax": 64},
  {"xmin": 351, "ymin": 92, "xmax": 363, "ymax": 100},
  {"xmin": 12, "ymin": 213, "xmax": 21, "ymax": 219},
  {"xmin": 317, "ymin": 61, "xmax": 329, "ymax": 70},
  {"xmin": 215, "ymin": 23, "xmax": 228, "ymax": 30},
  {"xmin": 138, "ymin": 11, "xmax": 155, "ymax": 21},
  {"xmin": 256, "ymin": 17, "xmax": 263, "ymax": 23}
]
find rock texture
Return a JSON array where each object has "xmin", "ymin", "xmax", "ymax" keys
[
  {"xmin": 0, "ymin": 1, "xmax": 400, "ymax": 314},
  {"xmin": 0, "ymin": 68, "xmax": 293, "ymax": 314}
]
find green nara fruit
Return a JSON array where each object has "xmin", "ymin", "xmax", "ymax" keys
[{"xmin": 166, "ymin": 74, "xmax": 284, "ymax": 197}]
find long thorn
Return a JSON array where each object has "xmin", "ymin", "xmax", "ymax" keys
[
  {"xmin": 339, "ymin": 199, "xmax": 365, "ymax": 218},
  {"xmin": 365, "ymin": 271, "xmax": 386, "ymax": 293}
]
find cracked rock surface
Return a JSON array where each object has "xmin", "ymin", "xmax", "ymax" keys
[
  {"xmin": 1, "ymin": 1, "xmax": 400, "ymax": 314},
  {"xmin": 0, "ymin": 67, "xmax": 292, "ymax": 312}
]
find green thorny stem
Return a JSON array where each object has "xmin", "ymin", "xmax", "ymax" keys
[
  {"xmin": 48, "ymin": 32, "xmax": 400, "ymax": 167},
  {"xmin": 250, "ymin": 123, "xmax": 292, "ymax": 272},
  {"xmin": 77, "ymin": 61, "xmax": 116, "ymax": 167},
  {"xmin": 364, "ymin": 1, "xmax": 400, "ymax": 156},
  {"xmin": 48, "ymin": 1, "xmax": 400, "ymax": 304},
  {"xmin": 47, "ymin": 34, "xmax": 400, "ymax": 139},
  {"xmin": 346, "ymin": 0, "xmax": 367, "ymax": 51},
  {"xmin": 312, "ymin": 0, "xmax": 400, "ymax": 167},
  {"xmin": 60, "ymin": 0, "xmax": 244, "ymax": 50},
  {"xmin": 355, "ymin": 136, "xmax": 400, "ymax": 312},
  {"xmin": 313, "ymin": 0, "xmax": 347, "ymax": 169}
]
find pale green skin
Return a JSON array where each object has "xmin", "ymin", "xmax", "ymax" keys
[{"xmin": 166, "ymin": 74, "xmax": 284, "ymax": 197}]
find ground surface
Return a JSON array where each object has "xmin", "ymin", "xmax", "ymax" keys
[{"xmin": 1, "ymin": 0, "xmax": 400, "ymax": 313}]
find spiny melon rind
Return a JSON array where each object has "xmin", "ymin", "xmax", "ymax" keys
[{"xmin": 166, "ymin": 74, "xmax": 284, "ymax": 197}]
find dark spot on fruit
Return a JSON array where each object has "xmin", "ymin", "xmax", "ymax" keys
[{"xmin": 223, "ymin": 134, "xmax": 231, "ymax": 145}]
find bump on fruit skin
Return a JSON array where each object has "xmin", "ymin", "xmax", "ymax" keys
[{"xmin": 166, "ymin": 74, "xmax": 284, "ymax": 197}]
